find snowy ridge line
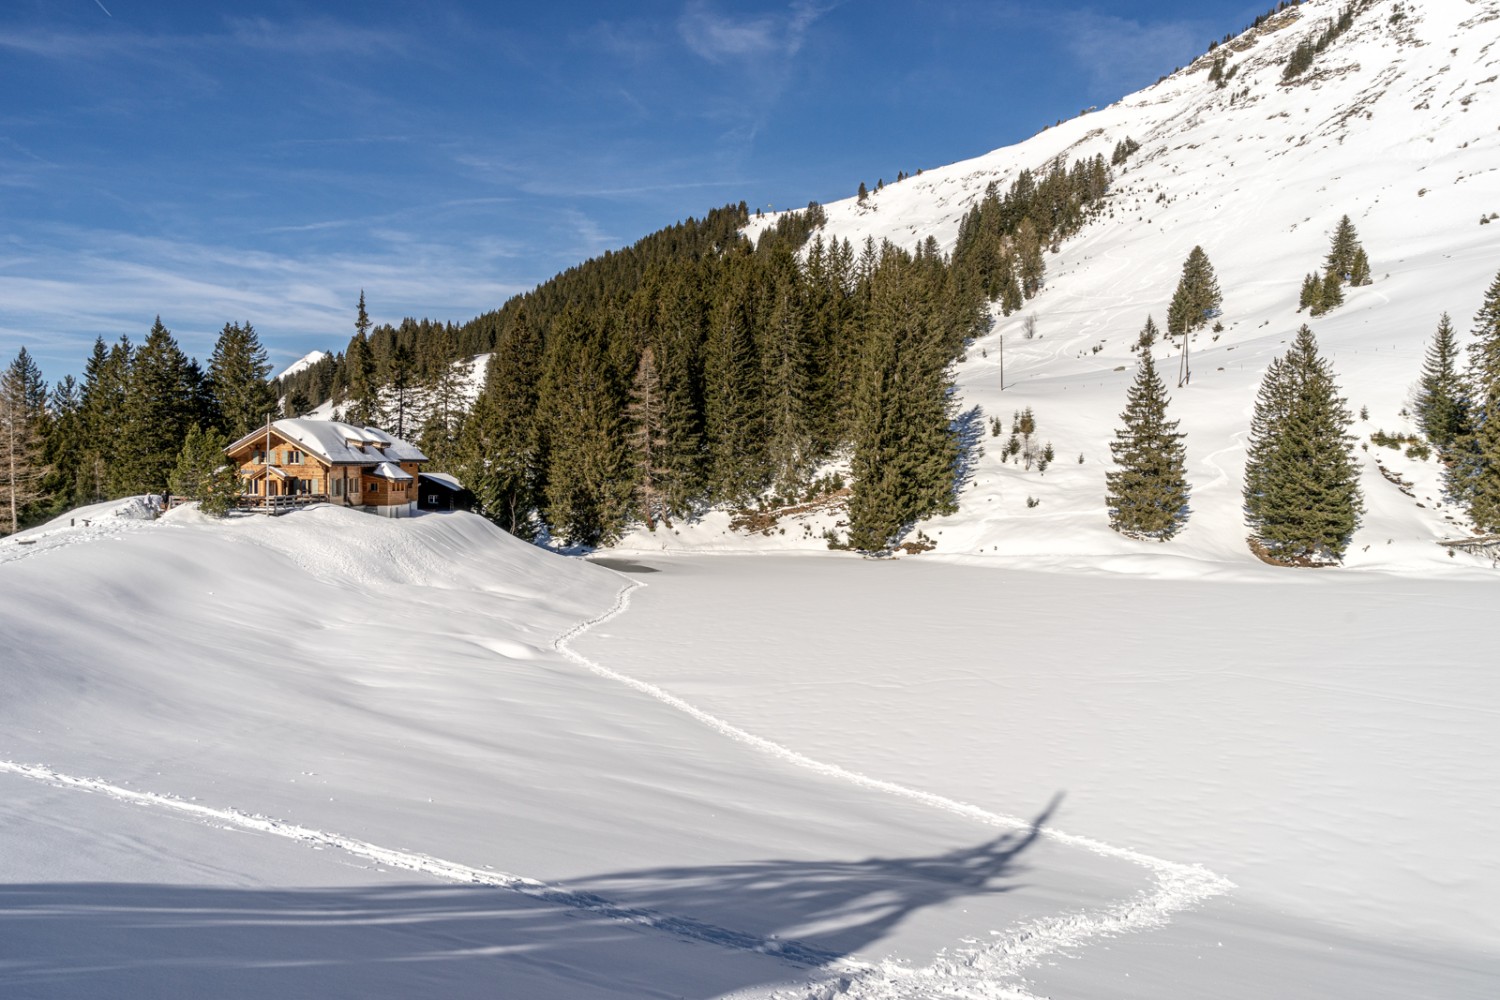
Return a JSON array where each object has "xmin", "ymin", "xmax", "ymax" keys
[
  {"xmin": 0, "ymin": 759, "xmax": 844, "ymax": 970},
  {"xmin": 557, "ymin": 580, "xmax": 1236, "ymax": 998}
]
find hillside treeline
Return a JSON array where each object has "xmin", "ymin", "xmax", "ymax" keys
[{"xmin": 3, "ymin": 153, "xmax": 1114, "ymax": 549}]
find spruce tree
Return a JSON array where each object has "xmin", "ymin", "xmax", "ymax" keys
[
  {"xmin": 847, "ymin": 248, "xmax": 958, "ymax": 551},
  {"xmin": 1318, "ymin": 270, "xmax": 1344, "ymax": 314},
  {"xmin": 538, "ymin": 310, "xmax": 631, "ymax": 546},
  {"xmin": 41, "ymin": 375, "xmax": 86, "ymax": 515},
  {"xmin": 1325, "ymin": 215, "xmax": 1363, "ymax": 281},
  {"xmin": 1456, "ymin": 270, "xmax": 1500, "ymax": 531},
  {"xmin": 1106, "ymin": 346, "xmax": 1189, "ymax": 539},
  {"xmin": 456, "ymin": 306, "xmax": 544, "ymax": 537},
  {"xmin": 702, "ymin": 257, "xmax": 766, "ymax": 504},
  {"xmin": 1349, "ymin": 247, "xmax": 1372, "ymax": 287},
  {"xmin": 626, "ymin": 345, "xmax": 670, "ymax": 528},
  {"xmin": 1166, "ymin": 246, "xmax": 1222, "ymax": 337},
  {"xmin": 113, "ymin": 318, "xmax": 201, "ymax": 496},
  {"xmin": 341, "ymin": 329, "xmax": 382, "ymax": 426},
  {"xmin": 761, "ymin": 258, "xmax": 811, "ymax": 494},
  {"xmin": 1299, "ymin": 273, "xmax": 1322, "ymax": 312},
  {"xmin": 1243, "ymin": 325, "xmax": 1363, "ymax": 562},
  {"xmin": 207, "ymin": 321, "xmax": 276, "ymax": 439},
  {"xmin": 1413, "ymin": 313, "xmax": 1466, "ymax": 452},
  {"xmin": 653, "ymin": 266, "xmax": 707, "ymax": 513},
  {"xmin": 1014, "ymin": 218, "xmax": 1045, "ymax": 298},
  {"xmin": 381, "ymin": 339, "xmax": 416, "ymax": 438},
  {"xmin": 1, "ymin": 347, "xmax": 48, "ymax": 533},
  {"xmin": 168, "ymin": 423, "xmax": 232, "ymax": 500}
]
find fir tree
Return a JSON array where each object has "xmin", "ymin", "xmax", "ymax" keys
[
  {"xmin": 419, "ymin": 325, "xmax": 464, "ymax": 458},
  {"xmin": 168, "ymin": 423, "xmax": 232, "ymax": 500},
  {"xmin": 1243, "ymin": 325, "xmax": 1363, "ymax": 562},
  {"xmin": 702, "ymin": 258, "xmax": 766, "ymax": 504},
  {"xmin": 626, "ymin": 345, "xmax": 670, "ymax": 528},
  {"xmin": 207, "ymin": 321, "xmax": 276, "ymax": 439},
  {"xmin": 1, "ymin": 347, "xmax": 48, "ymax": 533},
  {"xmin": 341, "ymin": 328, "xmax": 381, "ymax": 426},
  {"xmin": 1014, "ymin": 218, "xmax": 1045, "ymax": 298},
  {"xmin": 381, "ymin": 339, "xmax": 416, "ymax": 438},
  {"xmin": 1166, "ymin": 246, "xmax": 1222, "ymax": 337},
  {"xmin": 847, "ymin": 248, "xmax": 958, "ymax": 551},
  {"xmin": 456, "ymin": 307, "xmax": 544, "ymax": 537},
  {"xmin": 113, "ymin": 318, "xmax": 202, "ymax": 496},
  {"xmin": 653, "ymin": 266, "xmax": 707, "ymax": 513},
  {"xmin": 538, "ymin": 311, "xmax": 631, "ymax": 546},
  {"xmin": 355, "ymin": 289, "xmax": 372, "ymax": 341},
  {"xmin": 761, "ymin": 258, "xmax": 811, "ymax": 493},
  {"xmin": 1299, "ymin": 272, "xmax": 1322, "ymax": 312},
  {"xmin": 41, "ymin": 375, "xmax": 86, "ymax": 515},
  {"xmin": 1318, "ymin": 269, "xmax": 1344, "ymax": 314},
  {"xmin": 1106, "ymin": 346, "xmax": 1189, "ymax": 539},
  {"xmin": 1454, "ymin": 270, "xmax": 1500, "ymax": 531},
  {"xmin": 1413, "ymin": 312, "xmax": 1466, "ymax": 452},
  {"xmin": 1349, "ymin": 247, "xmax": 1372, "ymax": 287},
  {"xmin": 1325, "ymin": 214, "xmax": 1362, "ymax": 281}
]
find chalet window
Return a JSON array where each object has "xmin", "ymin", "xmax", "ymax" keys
[
  {"xmin": 251, "ymin": 450, "xmax": 264, "ymax": 464},
  {"xmin": 288, "ymin": 450, "xmax": 305, "ymax": 464},
  {"xmin": 333, "ymin": 479, "xmax": 342, "ymax": 497}
]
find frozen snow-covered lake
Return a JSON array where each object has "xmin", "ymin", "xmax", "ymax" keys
[{"xmin": 2, "ymin": 508, "xmax": 1496, "ymax": 998}]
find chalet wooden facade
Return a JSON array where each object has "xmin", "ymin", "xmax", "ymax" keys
[{"xmin": 225, "ymin": 419, "xmax": 429, "ymax": 517}]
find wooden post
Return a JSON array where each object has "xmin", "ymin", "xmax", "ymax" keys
[
  {"xmin": 263, "ymin": 414, "xmax": 272, "ymax": 498},
  {"xmin": 999, "ymin": 334, "xmax": 1005, "ymax": 391}
]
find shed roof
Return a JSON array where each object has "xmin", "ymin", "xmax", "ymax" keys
[{"xmin": 419, "ymin": 472, "xmax": 464, "ymax": 491}]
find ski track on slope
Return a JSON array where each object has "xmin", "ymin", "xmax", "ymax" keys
[
  {"xmin": 558, "ymin": 577, "xmax": 1236, "ymax": 1000},
  {"xmin": 0, "ymin": 760, "xmax": 848, "ymax": 971}
]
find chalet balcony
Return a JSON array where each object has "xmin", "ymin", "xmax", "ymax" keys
[{"xmin": 236, "ymin": 493, "xmax": 330, "ymax": 515}]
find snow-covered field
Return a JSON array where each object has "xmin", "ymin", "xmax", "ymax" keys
[
  {"xmin": 3, "ymin": 506, "xmax": 1495, "ymax": 997},
  {"xmin": 5, "ymin": 2, "xmax": 1500, "ymax": 997}
]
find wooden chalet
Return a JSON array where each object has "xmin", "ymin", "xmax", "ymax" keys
[{"xmin": 225, "ymin": 418, "xmax": 429, "ymax": 517}]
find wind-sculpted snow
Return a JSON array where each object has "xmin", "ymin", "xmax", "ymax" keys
[{"xmin": 557, "ymin": 577, "xmax": 1235, "ymax": 998}]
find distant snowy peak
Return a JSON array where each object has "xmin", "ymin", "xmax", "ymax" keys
[
  {"xmin": 751, "ymin": 0, "xmax": 1500, "ymax": 257},
  {"xmin": 274, "ymin": 350, "xmax": 329, "ymax": 382}
]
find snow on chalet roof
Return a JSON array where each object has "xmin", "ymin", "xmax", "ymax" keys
[
  {"xmin": 370, "ymin": 461, "xmax": 413, "ymax": 481},
  {"xmin": 231, "ymin": 419, "xmax": 428, "ymax": 465},
  {"xmin": 419, "ymin": 472, "xmax": 463, "ymax": 491}
]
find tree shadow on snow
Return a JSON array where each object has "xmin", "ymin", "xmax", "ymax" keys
[{"xmin": 0, "ymin": 797, "xmax": 1059, "ymax": 1000}]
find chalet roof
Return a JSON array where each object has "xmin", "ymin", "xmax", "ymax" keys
[
  {"xmin": 419, "ymin": 472, "xmax": 464, "ymax": 491},
  {"xmin": 370, "ymin": 461, "xmax": 413, "ymax": 481},
  {"xmin": 227, "ymin": 418, "xmax": 429, "ymax": 466}
]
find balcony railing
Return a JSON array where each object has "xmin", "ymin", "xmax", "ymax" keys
[{"xmin": 238, "ymin": 494, "xmax": 329, "ymax": 515}]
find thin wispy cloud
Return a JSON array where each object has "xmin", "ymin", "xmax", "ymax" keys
[
  {"xmin": 226, "ymin": 17, "xmax": 411, "ymax": 57},
  {"xmin": 677, "ymin": 0, "xmax": 833, "ymax": 64},
  {"xmin": 1058, "ymin": 10, "xmax": 1206, "ymax": 96},
  {"xmin": 0, "ymin": 227, "xmax": 529, "ymax": 373}
]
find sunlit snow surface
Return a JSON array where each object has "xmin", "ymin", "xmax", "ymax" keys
[{"xmin": 5, "ymin": 1, "xmax": 1500, "ymax": 996}]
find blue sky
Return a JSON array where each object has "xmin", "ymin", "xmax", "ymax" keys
[{"xmin": 1, "ymin": 0, "xmax": 1264, "ymax": 379}]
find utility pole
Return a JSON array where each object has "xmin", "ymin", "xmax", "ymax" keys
[{"xmin": 999, "ymin": 334, "xmax": 1005, "ymax": 391}]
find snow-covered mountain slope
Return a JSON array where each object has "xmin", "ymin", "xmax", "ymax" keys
[
  {"xmin": 300, "ymin": 351, "xmax": 490, "ymax": 423},
  {"xmin": 273, "ymin": 349, "xmax": 329, "ymax": 382},
  {"xmin": 623, "ymin": 0, "xmax": 1500, "ymax": 573}
]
